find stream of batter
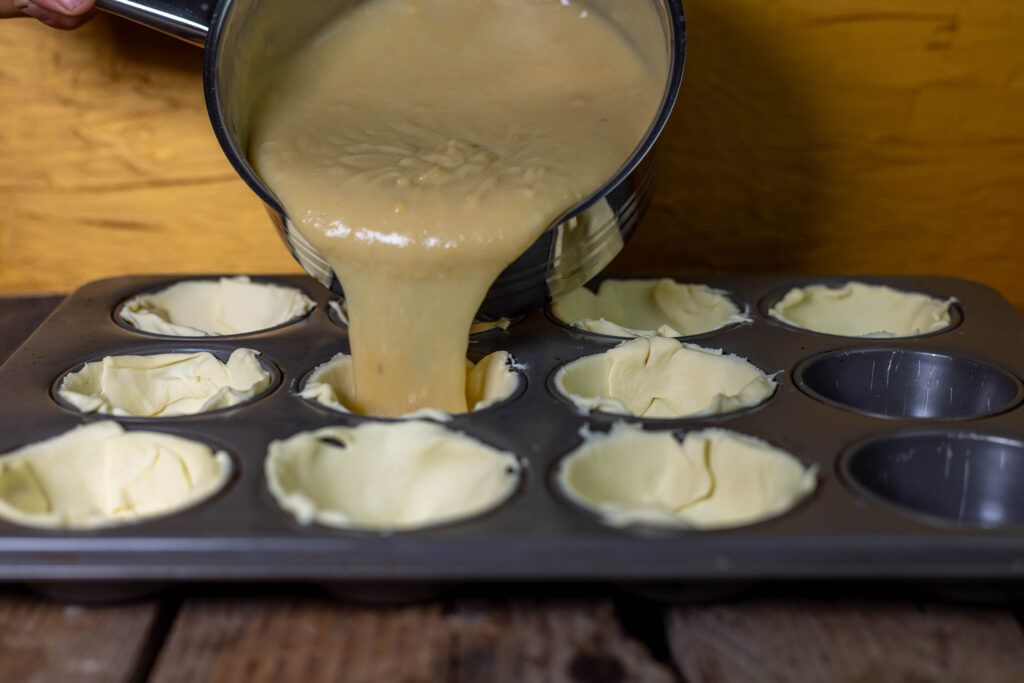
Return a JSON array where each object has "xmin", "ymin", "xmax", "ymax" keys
[{"xmin": 250, "ymin": 0, "xmax": 664, "ymax": 416}]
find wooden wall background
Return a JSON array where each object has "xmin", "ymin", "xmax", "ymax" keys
[{"xmin": 1, "ymin": 1, "xmax": 1022, "ymax": 307}]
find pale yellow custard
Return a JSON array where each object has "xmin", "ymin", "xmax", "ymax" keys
[
  {"xmin": 300, "ymin": 350, "xmax": 520, "ymax": 419},
  {"xmin": 250, "ymin": 0, "xmax": 664, "ymax": 416},
  {"xmin": 327, "ymin": 300, "xmax": 510, "ymax": 336}
]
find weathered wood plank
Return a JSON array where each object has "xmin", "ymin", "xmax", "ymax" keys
[
  {"xmin": 0, "ymin": 587, "xmax": 162, "ymax": 683},
  {"xmin": 149, "ymin": 596, "xmax": 675, "ymax": 683},
  {"xmin": 667, "ymin": 599, "xmax": 1024, "ymax": 683}
]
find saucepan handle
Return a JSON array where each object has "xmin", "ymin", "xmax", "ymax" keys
[{"xmin": 93, "ymin": 0, "xmax": 214, "ymax": 47}]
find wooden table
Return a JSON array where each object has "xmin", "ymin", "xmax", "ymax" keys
[{"xmin": 1, "ymin": 297, "xmax": 1023, "ymax": 683}]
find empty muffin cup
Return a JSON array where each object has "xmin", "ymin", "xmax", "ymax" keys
[
  {"xmin": 552, "ymin": 337, "xmax": 776, "ymax": 419},
  {"xmin": 299, "ymin": 350, "xmax": 522, "ymax": 419},
  {"xmin": 118, "ymin": 276, "xmax": 315, "ymax": 336},
  {"xmin": 840, "ymin": 431, "xmax": 1024, "ymax": 527},
  {"xmin": 795, "ymin": 348, "xmax": 1023, "ymax": 420},
  {"xmin": 0, "ymin": 421, "xmax": 231, "ymax": 529},
  {"xmin": 556, "ymin": 423, "xmax": 816, "ymax": 529},
  {"xmin": 551, "ymin": 278, "xmax": 749, "ymax": 338},
  {"xmin": 57, "ymin": 348, "xmax": 274, "ymax": 418},
  {"xmin": 767, "ymin": 281, "xmax": 954, "ymax": 337},
  {"xmin": 265, "ymin": 421, "xmax": 521, "ymax": 532}
]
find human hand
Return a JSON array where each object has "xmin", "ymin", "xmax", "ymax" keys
[{"xmin": 0, "ymin": 0, "xmax": 95, "ymax": 29}]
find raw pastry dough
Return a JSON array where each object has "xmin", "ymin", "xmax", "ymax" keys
[
  {"xmin": 768, "ymin": 282, "xmax": 953, "ymax": 337},
  {"xmin": 59, "ymin": 349, "xmax": 271, "ymax": 417},
  {"xmin": 557, "ymin": 423, "xmax": 816, "ymax": 529},
  {"xmin": 120, "ymin": 276, "xmax": 314, "ymax": 336},
  {"xmin": 0, "ymin": 421, "xmax": 231, "ymax": 529},
  {"xmin": 554, "ymin": 337, "xmax": 775, "ymax": 418},
  {"xmin": 300, "ymin": 350, "xmax": 520, "ymax": 419},
  {"xmin": 552, "ymin": 279, "xmax": 748, "ymax": 337},
  {"xmin": 266, "ymin": 421, "xmax": 521, "ymax": 532}
]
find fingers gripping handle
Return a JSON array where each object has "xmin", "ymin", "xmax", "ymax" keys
[{"xmin": 94, "ymin": 0, "xmax": 213, "ymax": 46}]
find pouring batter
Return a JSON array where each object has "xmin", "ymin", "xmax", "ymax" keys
[{"xmin": 251, "ymin": 0, "xmax": 664, "ymax": 416}]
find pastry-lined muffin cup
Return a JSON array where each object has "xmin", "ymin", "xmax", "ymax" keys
[
  {"xmin": 53, "ymin": 347, "xmax": 279, "ymax": 419},
  {"xmin": 0, "ymin": 421, "xmax": 233, "ymax": 530},
  {"xmin": 297, "ymin": 350, "xmax": 524, "ymax": 421},
  {"xmin": 548, "ymin": 277, "xmax": 750, "ymax": 340},
  {"xmin": 553, "ymin": 423, "xmax": 816, "ymax": 531},
  {"xmin": 115, "ymin": 276, "xmax": 315, "ymax": 338},
  {"xmin": 550, "ymin": 337, "xmax": 776, "ymax": 420},
  {"xmin": 761, "ymin": 281, "xmax": 958, "ymax": 338},
  {"xmin": 265, "ymin": 421, "xmax": 523, "ymax": 533}
]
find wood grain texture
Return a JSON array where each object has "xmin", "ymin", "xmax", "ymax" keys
[
  {"xmin": 1, "ymin": 1, "xmax": 1023, "ymax": 305},
  {"xmin": 667, "ymin": 600, "xmax": 1024, "ymax": 683},
  {"xmin": 0, "ymin": 15, "xmax": 298, "ymax": 295},
  {"xmin": 149, "ymin": 597, "xmax": 674, "ymax": 683},
  {"xmin": 0, "ymin": 588, "xmax": 160, "ymax": 683},
  {"xmin": 615, "ymin": 0, "xmax": 1024, "ymax": 309}
]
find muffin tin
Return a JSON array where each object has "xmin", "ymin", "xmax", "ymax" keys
[{"xmin": 1, "ymin": 273, "xmax": 1024, "ymax": 597}]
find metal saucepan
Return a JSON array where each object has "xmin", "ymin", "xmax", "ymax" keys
[{"xmin": 95, "ymin": 0, "xmax": 685, "ymax": 318}]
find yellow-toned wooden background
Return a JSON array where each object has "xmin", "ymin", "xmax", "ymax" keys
[{"xmin": 1, "ymin": 1, "xmax": 1022, "ymax": 306}]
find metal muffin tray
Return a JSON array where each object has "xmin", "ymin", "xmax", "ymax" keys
[{"xmin": 1, "ymin": 273, "xmax": 1024, "ymax": 599}]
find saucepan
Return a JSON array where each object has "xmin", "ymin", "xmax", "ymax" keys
[{"xmin": 94, "ymin": 0, "xmax": 686, "ymax": 318}]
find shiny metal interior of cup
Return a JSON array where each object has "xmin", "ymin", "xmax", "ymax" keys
[{"xmin": 204, "ymin": 0, "xmax": 686, "ymax": 318}]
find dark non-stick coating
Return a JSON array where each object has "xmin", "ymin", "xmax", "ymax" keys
[{"xmin": 1, "ymin": 274, "xmax": 1023, "ymax": 596}]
